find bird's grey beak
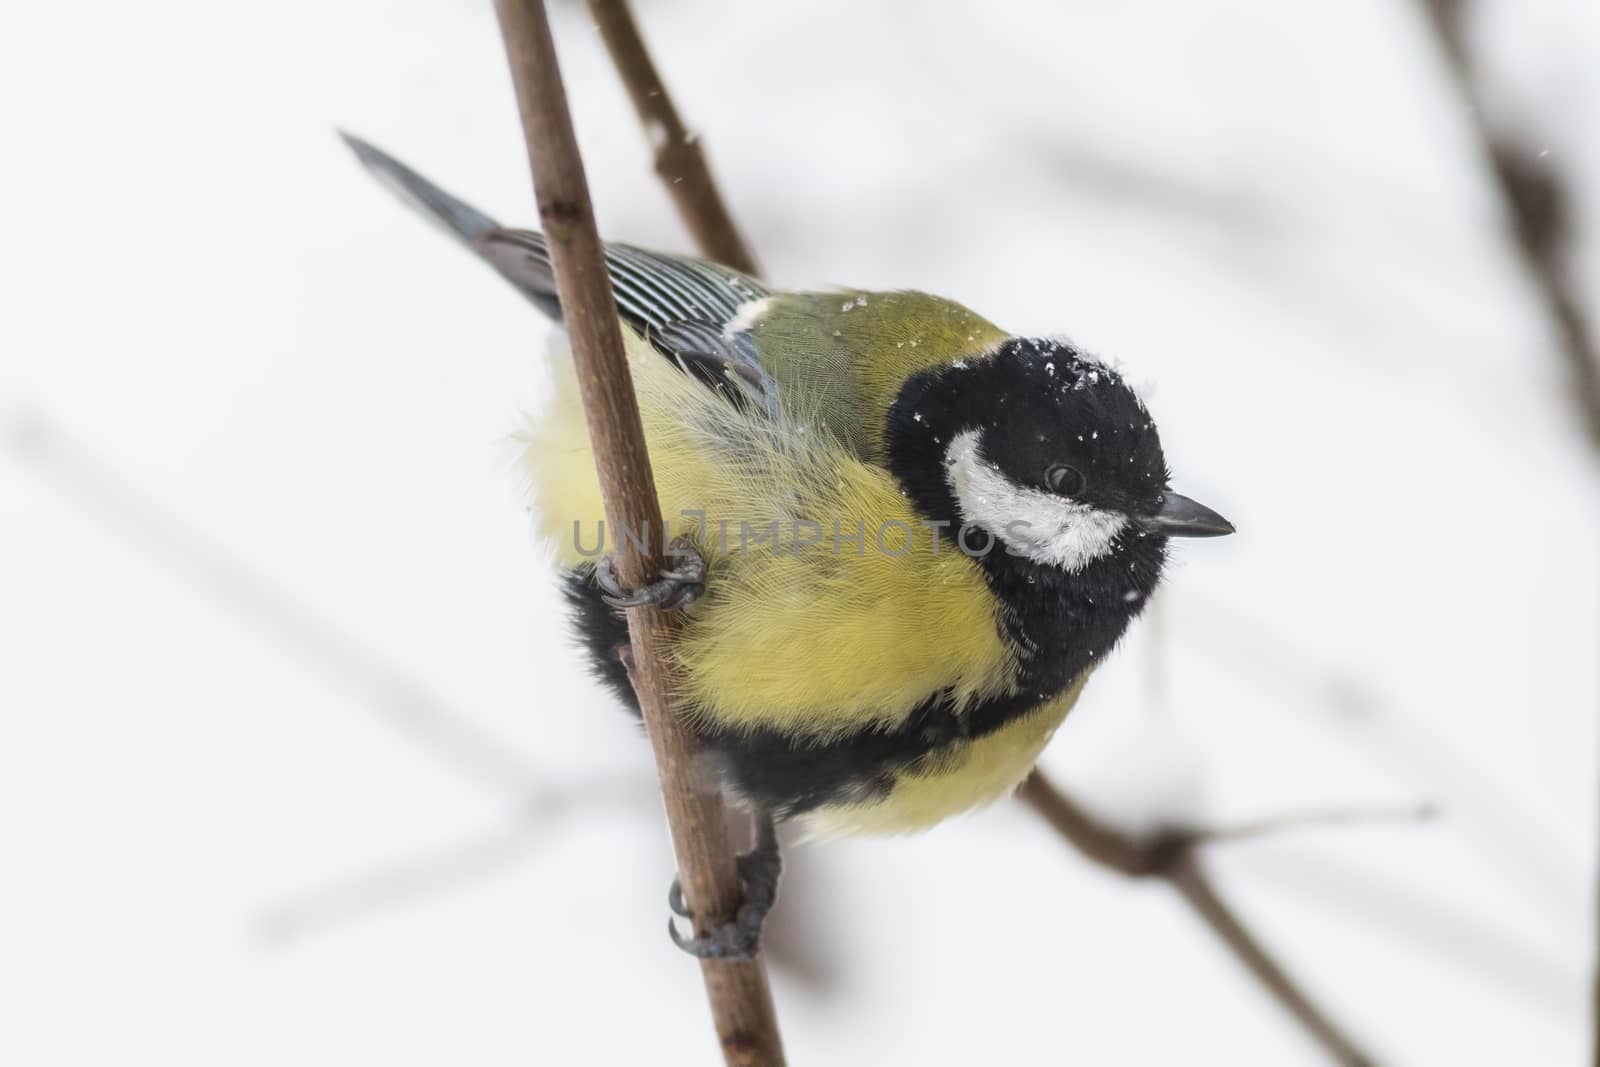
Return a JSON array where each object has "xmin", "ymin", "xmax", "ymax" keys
[{"xmin": 1140, "ymin": 492, "xmax": 1235, "ymax": 538}]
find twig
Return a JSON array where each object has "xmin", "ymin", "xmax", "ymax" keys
[
  {"xmin": 1419, "ymin": 0, "xmax": 1600, "ymax": 452},
  {"xmin": 1018, "ymin": 774, "xmax": 1379, "ymax": 1067},
  {"xmin": 580, "ymin": 2, "xmax": 1389, "ymax": 1063},
  {"xmin": 1192, "ymin": 802, "xmax": 1438, "ymax": 846},
  {"xmin": 490, "ymin": 3, "xmax": 785, "ymax": 1063},
  {"xmin": 582, "ymin": 0, "xmax": 760, "ymax": 276},
  {"xmin": 1415, "ymin": 6, "xmax": 1600, "ymax": 1058}
]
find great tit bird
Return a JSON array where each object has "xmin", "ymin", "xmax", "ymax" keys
[{"xmin": 343, "ymin": 135, "xmax": 1233, "ymax": 958}]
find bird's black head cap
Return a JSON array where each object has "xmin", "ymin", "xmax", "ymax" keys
[{"xmin": 885, "ymin": 337, "xmax": 1190, "ymax": 535}]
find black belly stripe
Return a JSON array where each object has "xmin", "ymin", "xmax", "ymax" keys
[{"xmin": 558, "ymin": 566, "xmax": 1131, "ymax": 819}]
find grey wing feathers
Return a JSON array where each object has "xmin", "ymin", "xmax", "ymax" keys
[
  {"xmin": 474, "ymin": 231, "xmax": 776, "ymax": 408},
  {"xmin": 648, "ymin": 320, "xmax": 774, "ymax": 412},
  {"xmin": 474, "ymin": 231, "xmax": 769, "ymax": 343}
]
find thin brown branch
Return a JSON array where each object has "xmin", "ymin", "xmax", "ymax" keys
[
  {"xmin": 582, "ymin": 0, "xmax": 760, "ymax": 276},
  {"xmin": 490, "ymin": 3, "xmax": 785, "ymax": 1063},
  {"xmin": 1419, "ymin": 0, "xmax": 1600, "ymax": 452},
  {"xmin": 1018, "ymin": 774, "xmax": 1379, "ymax": 1067}
]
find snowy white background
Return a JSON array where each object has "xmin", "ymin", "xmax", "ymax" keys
[{"xmin": 3, "ymin": 0, "xmax": 1598, "ymax": 1063}]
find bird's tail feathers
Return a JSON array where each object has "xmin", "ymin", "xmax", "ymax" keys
[
  {"xmin": 339, "ymin": 131, "xmax": 563, "ymax": 317},
  {"xmin": 339, "ymin": 132, "xmax": 503, "ymax": 245}
]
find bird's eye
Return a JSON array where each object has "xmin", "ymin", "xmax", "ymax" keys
[{"xmin": 1046, "ymin": 464, "xmax": 1086, "ymax": 497}]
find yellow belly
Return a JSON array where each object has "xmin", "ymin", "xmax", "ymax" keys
[{"xmin": 802, "ymin": 674, "xmax": 1088, "ymax": 837}]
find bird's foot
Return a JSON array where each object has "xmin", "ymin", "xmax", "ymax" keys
[
  {"xmin": 595, "ymin": 535, "xmax": 705, "ymax": 610},
  {"xmin": 666, "ymin": 815, "xmax": 781, "ymax": 961}
]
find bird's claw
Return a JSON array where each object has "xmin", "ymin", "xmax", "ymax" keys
[
  {"xmin": 666, "ymin": 913, "xmax": 764, "ymax": 961},
  {"xmin": 595, "ymin": 535, "xmax": 706, "ymax": 610},
  {"xmin": 665, "ymin": 819, "xmax": 782, "ymax": 961},
  {"xmin": 667, "ymin": 876, "xmax": 692, "ymax": 919}
]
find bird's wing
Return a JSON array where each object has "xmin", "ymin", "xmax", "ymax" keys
[
  {"xmin": 341, "ymin": 136, "xmax": 1009, "ymax": 455},
  {"xmin": 474, "ymin": 230, "xmax": 780, "ymax": 411},
  {"xmin": 341, "ymin": 135, "xmax": 777, "ymax": 401}
]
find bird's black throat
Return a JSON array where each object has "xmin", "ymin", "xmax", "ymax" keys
[{"xmin": 963, "ymin": 528, "xmax": 1165, "ymax": 728}]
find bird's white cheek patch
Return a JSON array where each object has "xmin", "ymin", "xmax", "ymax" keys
[{"xmin": 944, "ymin": 431, "xmax": 1125, "ymax": 571}]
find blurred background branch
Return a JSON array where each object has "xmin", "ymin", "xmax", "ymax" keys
[
  {"xmin": 1017, "ymin": 775, "xmax": 1419, "ymax": 1067},
  {"xmin": 1415, "ymin": 4, "xmax": 1600, "ymax": 1059},
  {"xmin": 583, "ymin": 0, "xmax": 760, "ymax": 276},
  {"xmin": 1419, "ymin": 0, "xmax": 1600, "ymax": 453}
]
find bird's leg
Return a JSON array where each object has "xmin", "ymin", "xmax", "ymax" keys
[
  {"xmin": 667, "ymin": 810, "xmax": 782, "ymax": 961},
  {"xmin": 595, "ymin": 534, "xmax": 706, "ymax": 610}
]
